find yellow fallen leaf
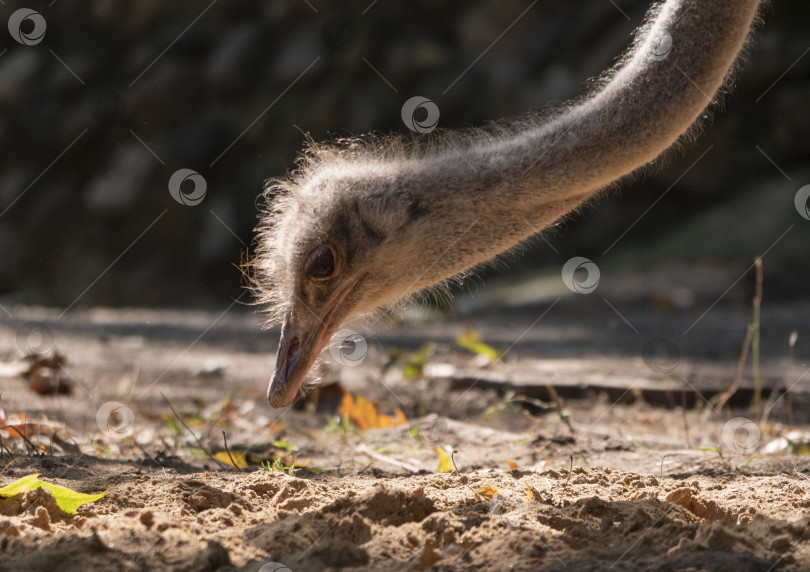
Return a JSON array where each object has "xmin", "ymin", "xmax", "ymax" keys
[
  {"xmin": 0, "ymin": 473, "xmax": 107, "ymax": 515},
  {"xmin": 436, "ymin": 447, "xmax": 453, "ymax": 473},
  {"xmin": 214, "ymin": 450, "xmax": 247, "ymax": 469},
  {"xmin": 507, "ymin": 460, "xmax": 518, "ymax": 471},
  {"xmin": 525, "ymin": 482, "xmax": 534, "ymax": 499},
  {"xmin": 475, "ymin": 486, "xmax": 498, "ymax": 500},
  {"xmin": 0, "ymin": 473, "xmax": 40, "ymax": 496}
]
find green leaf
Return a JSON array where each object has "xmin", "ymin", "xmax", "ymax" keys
[
  {"xmin": 0, "ymin": 473, "xmax": 107, "ymax": 515},
  {"xmin": 0, "ymin": 473, "xmax": 40, "ymax": 496},
  {"xmin": 403, "ymin": 344, "xmax": 434, "ymax": 380},
  {"xmin": 456, "ymin": 328, "xmax": 499, "ymax": 361},
  {"xmin": 271, "ymin": 440, "xmax": 298, "ymax": 453},
  {"xmin": 737, "ymin": 456, "xmax": 756, "ymax": 475},
  {"xmin": 166, "ymin": 419, "xmax": 183, "ymax": 437}
]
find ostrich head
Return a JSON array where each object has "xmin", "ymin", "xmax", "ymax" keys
[
  {"xmin": 253, "ymin": 0, "xmax": 763, "ymax": 408},
  {"xmin": 254, "ymin": 141, "xmax": 459, "ymax": 408}
]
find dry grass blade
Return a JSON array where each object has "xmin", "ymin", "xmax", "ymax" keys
[
  {"xmin": 160, "ymin": 392, "xmax": 232, "ymax": 471},
  {"xmin": 355, "ymin": 444, "xmax": 420, "ymax": 473},
  {"xmin": 712, "ymin": 324, "xmax": 754, "ymax": 412},
  {"xmin": 752, "ymin": 257, "xmax": 763, "ymax": 419},
  {"xmin": 221, "ymin": 430, "xmax": 242, "ymax": 471}
]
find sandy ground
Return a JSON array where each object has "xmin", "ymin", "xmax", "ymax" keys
[
  {"xmin": 1, "ymin": 271, "xmax": 809, "ymax": 571},
  {"xmin": 1, "ymin": 455, "xmax": 809, "ymax": 571}
]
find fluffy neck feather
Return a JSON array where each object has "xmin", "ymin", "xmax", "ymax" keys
[{"xmin": 259, "ymin": 0, "xmax": 763, "ymax": 318}]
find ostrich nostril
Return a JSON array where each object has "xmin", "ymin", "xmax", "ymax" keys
[{"xmin": 287, "ymin": 337, "xmax": 301, "ymax": 360}]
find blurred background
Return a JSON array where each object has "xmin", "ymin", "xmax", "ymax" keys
[{"xmin": 0, "ymin": 0, "xmax": 808, "ymax": 311}]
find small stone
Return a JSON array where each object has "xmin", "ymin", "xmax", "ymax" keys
[{"xmin": 139, "ymin": 510, "xmax": 155, "ymax": 529}]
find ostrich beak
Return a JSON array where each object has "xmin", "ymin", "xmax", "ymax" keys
[{"xmin": 267, "ymin": 279, "xmax": 359, "ymax": 408}]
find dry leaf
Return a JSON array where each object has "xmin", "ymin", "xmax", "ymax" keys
[
  {"xmin": 338, "ymin": 392, "xmax": 407, "ymax": 430},
  {"xmin": 527, "ymin": 484, "xmax": 543, "ymax": 501},
  {"xmin": 25, "ymin": 352, "xmax": 72, "ymax": 395},
  {"xmin": 507, "ymin": 460, "xmax": 518, "ymax": 471},
  {"xmin": 51, "ymin": 433, "xmax": 81, "ymax": 454},
  {"xmin": 436, "ymin": 446, "xmax": 453, "ymax": 473},
  {"xmin": 475, "ymin": 486, "xmax": 498, "ymax": 500},
  {"xmin": 214, "ymin": 450, "xmax": 247, "ymax": 469},
  {"xmin": 1, "ymin": 416, "xmax": 70, "ymax": 449}
]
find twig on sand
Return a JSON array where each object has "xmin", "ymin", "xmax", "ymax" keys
[
  {"xmin": 222, "ymin": 430, "xmax": 242, "ymax": 471},
  {"xmin": 161, "ymin": 392, "xmax": 232, "ymax": 471},
  {"xmin": 713, "ymin": 324, "xmax": 754, "ymax": 412},
  {"xmin": 450, "ymin": 450, "xmax": 487, "ymax": 502},
  {"xmin": 355, "ymin": 443, "xmax": 420, "ymax": 473}
]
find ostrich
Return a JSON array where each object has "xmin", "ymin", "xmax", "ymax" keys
[{"xmin": 255, "ymin": 0, "xmax": 763, "ymax": 408}]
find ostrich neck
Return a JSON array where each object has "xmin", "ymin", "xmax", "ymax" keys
[{"xmin": 383, "ymin": 0, "xmax": 761, "ymax": 293}]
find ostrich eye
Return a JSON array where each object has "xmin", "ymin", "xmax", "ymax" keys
[{"xmin": 305, "ymin": 246, "xmax": 335, "ymax": 281}]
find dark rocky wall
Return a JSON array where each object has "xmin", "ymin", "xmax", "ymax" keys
[{"xmin": 0, "ymin": 0, "xmax": 807, "ymax": 308}]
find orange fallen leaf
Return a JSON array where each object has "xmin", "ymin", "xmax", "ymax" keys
[
  {"xmin": 507, "ymin": 460, "xmax": 518, "ymax": 471},
  {"xmin": 2, "ymin": 416, "xmax": 68, "ymax": 451},
  {"xmin": 475, "ymin": 486, "xmax": 498, "ymax": 500},
  {"xmin": 338, "ymin": 392, "xmax": 407, "ymax": 430}
]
